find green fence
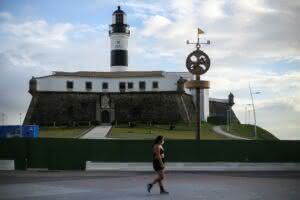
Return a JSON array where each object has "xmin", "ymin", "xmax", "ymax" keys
[{"xmin": 1, "ymin": 138, "xmax": 300, "ymax": 170}]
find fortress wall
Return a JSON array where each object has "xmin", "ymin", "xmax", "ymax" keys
[
  {"xmin": 209, "ymin": 101, "xmax": 240, "ymax": 123},
  {"xmin": 24, "ymin": 92, "xmax": 195, "ymax": 125},
  {"xmin": 111, "ymin": 92, "xmax": 194, "ymax": 123},
  {"xmin": 24, "ymin": 92, "xmax": 98, "ymax": 126}
]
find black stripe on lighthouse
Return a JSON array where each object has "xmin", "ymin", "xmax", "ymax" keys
[{"xmin": 111, "ymin": 50, "xmax": 128, "ymax": 66}]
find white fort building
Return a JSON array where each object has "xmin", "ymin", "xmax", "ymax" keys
[{"xmin": 24, "ymin": 6, "xmax": 237, "ymax": 126}]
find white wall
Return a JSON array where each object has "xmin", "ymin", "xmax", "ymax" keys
[
  {"xmin": 190, "ymin": 89, "xmax": 210, "ymax": 122},
  {"xmin": 37, "ymin": 72, "xmax": 193, "ymax": 94},
  {"xmin": 36, "ymin": 71, "xmax": 210, "ymax": 121}
]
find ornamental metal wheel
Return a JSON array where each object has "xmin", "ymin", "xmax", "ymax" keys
[{"xmin": 186, "ymin": 49, "xmax": 210, "ymax": 75}]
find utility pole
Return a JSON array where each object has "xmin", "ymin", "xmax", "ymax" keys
[
  {"xmin": 249, "ymin": 84, "xmax": 261, "ymax": 139},
  {"xmin": 19, "ymin": 112, "xmax": 22, "ymax": 136}
]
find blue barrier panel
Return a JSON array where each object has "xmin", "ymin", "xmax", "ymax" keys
[
  {"xmin": 0, "ymin": 125, "xmax": 39, "ymax": 138},
  {"xmin": 22, "ymin": 125, "xmax": 39, "ymax": 137}
]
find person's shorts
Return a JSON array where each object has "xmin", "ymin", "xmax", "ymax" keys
[{"xmin": 152, "ymin": 158, "xmax": 165, "ymax": 171}]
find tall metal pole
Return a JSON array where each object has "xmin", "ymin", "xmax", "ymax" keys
[
  {"xmin": 195, "ymin": 75, "xmax": 200, "ymax": 140},
  {"xmin": 249, "ymin": 84, "xmax": 257, "ymax": 139},
  {"xmin": 227, "ymin": 110, "xmax": 229, "ymax": 131},
  {"xmin": 1, "ymin": 113, "xmax": 4, "ymax": 125},
  {"xmin": 248, "ymin": 110, "xmax": 251, "ymax": 125},
  {"xmin": 229, "ymin": 108, "xmax": 231, "ymax": 125},
  {"xmin": 19, "ymin": 112, "xmax": 22, "ymax": 136},
  {"xmin": 244, "ymin": 106, "xmax": 247, "ymax": 125}
]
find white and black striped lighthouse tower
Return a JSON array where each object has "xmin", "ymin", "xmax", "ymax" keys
[{"xmin": 109, "ymin": 6, "xmax": 130, "ymax": 72}]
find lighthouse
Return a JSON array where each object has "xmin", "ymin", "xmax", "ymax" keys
[{"xmin": 109, "ymin": 6, "xmax": 130, "ymax": 72}]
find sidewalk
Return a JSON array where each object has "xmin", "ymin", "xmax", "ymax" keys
[
  {"xmin": 80, "ymin": 125, "xmax": 112, "ymax": 139},
  {"xmin": 213, "ymin": 126, "xmax": 251, "ymax": 140},
  {"xmin": 86, "ymin": 162, "xmax": 300, "ymax": 172},
  {"xmin": 1, "ymin": 160, "xmax": 300, "ymax": 171}
]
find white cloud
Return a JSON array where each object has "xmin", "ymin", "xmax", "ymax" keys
[
  {"xmin": 0, "ymin": 0, "xmax": 300, "ymax": 139},
  {"xmin": 142, "ymin": 15, "xmax": 172, "ymax": 36},
  {"xmin": 237, "ymin": 0, "xmax": 278, "ymax": 14},
  {"xmin": 0, "ymin": 14, "xmax": 110, "ymax": 125},
  {"xmin": 0, "ymin": 12, "xmax": 13, "ymax": 20},
  {"xmin": 1, "ymin": 20, "xmax": 73, "ymax": 48},
  {"xmin": 201, "ymin": 0, "xmax": 227, "ymax": 20}
]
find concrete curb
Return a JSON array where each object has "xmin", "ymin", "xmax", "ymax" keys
[
  {"xmin": 86, "ymin": 162, "xmax": 300, "ymax": 172},
  {"xmin": 77, "ymin": 126, "xmax": 95, "ymax": 138},
  {"xmin": 105, "ymin": 126, "xmax": 113, "ymax": 138}
]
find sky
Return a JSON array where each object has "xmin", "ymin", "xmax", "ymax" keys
[{"xmin": 0, "ymin": 0, "xmax": 299, "ymax": 140}]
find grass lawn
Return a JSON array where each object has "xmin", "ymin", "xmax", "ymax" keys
[
  {"xmin": 220, "ymin": 124, "xmax": 278, "ymax": 140},
  {"xmin": 39, "ymin": 126, "xmax": 91, "ymax": 138},
  {"xmin": 111, "ymin": 122, "xmax": 228, "ymax": 140}
]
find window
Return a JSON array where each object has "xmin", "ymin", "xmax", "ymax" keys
[
  {"xmin": 139, "ymin": 81, "xmax": 146, "ymax": 90},
  {"xmin": 102, "ymin": 82, "xmax": 108, "ymax": 89},
  {"xmin": 66, "ymin": 81, "xmax": 73, "ymax": 89},
  {"xmin": 86, "ymin": 82, "xmax": 92, "ymax": 90},
  {"xmin": 116, "ymin": 14, "xmax": 123, "ymax": 24},
  {"xmin": 119, "ymin": 82, "xmax": 126, "ymax": 90},
  {"xmin": 128, "ymin": 82, "xmax": 133, "ymax": 89},
  {"xmin": 152, "ymin": 81, "xmax": 159, "ymax": 89}
]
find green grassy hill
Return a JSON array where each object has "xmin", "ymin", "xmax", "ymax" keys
[
  {"xmin": 111, "ymin": 122, "xmax": 228, "ymax": 140},
  {"xmin": 39, "ymin": 126, "xmax": 90, "ymax": 138},
  {"xmin": 38, "ymin": 122, "xmax": 278, "ymax": 140},
  {"xmin": 220, "ymin": 124, "xmax": 278, "ymax": 140}
]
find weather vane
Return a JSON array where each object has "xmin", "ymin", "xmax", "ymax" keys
[
  {"xmin": 186, "ymin": 28, "xmax": 211, "ymax": 75},
  {"xmin": 185, "ymin": 28, "xmax": 211, "ymax": 140}
]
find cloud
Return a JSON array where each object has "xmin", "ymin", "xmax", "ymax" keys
[
  {"xmin": 142, "ymin": 15, "xmax": 172, "ymax": 36},
  {"xmin": 0, "ymin": 20, "xmax": 73, "ymax": 48},
  {"xmin": 0, "ymin": 12, "xmax": 110, "ymax": 125},
  {"xmin": 201, "ymin": 0, "xmax": 227, "ymax": 20},
  {"xmin": 0, "ymin": 0, "xmax": 299, "ymax": 139},
  {"xmin": 0, "ymin": 12, "xmax": 13, "ymax": 20}
]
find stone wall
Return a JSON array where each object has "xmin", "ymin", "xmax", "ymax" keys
[
  {"xmin": 111, "ymin": 92, "xmax": 195, "ymax": 123},
  {"xmin": 24, "ymin": 92, "xmax": 195, "ymax": 125},
  {"xmin": 24, "ymin": 92, "xmax": 98, "ymax": 126},
  {"xmin": 24, "ymin": 91, "xmax": 239, "ymax": 126},
  {"xmin": 209, "ymin": 101, "xmax": 240, "ymax": 123}
]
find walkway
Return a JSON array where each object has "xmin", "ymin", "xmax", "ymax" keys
[
  {"xmin": 80, "ymin": 125, "xmax": 112, "ymax": 139},
  {"xmin": 86, "ymin": 162, "xmax": 300, "ymax": 172},
  {"xmin": 213, "ymin": 126, "xmax": 251, "ymax": 140},
  {"xmin": 1, "ymin": 170, "xmax": 299, "ymax": 200}
]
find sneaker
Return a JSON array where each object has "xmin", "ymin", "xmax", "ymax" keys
[
  {"xmin": 147, "ymin": 184, "xmax": 153, "ymax": 193},
  {"xmin": 160, "ymin": 190, "xmax": 169, "ymax": 195}
]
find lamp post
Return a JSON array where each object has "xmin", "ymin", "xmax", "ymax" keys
[
  {"xmin": 243, "ymin": 104, "xmax": 252, "ymax": 125},
  {"xmin": 19, "ymin": 112, "xmax": 23, "ymax": 136},
  {"xmin": 185, "ymin": 29, "xmax": 211, "ymax": 140},
  {"xmin": 1, "ymin": 113, "xmax": 5, "ymax": 125},
  {"xmin": 244, "ymin": 106, "xmax": 247, "ymax": 124},
  {"xmin": 249, "ymin": 84, "xmax": 261, "ymax": 139},
  {"xmin": 226, "ymin": 109, "xmax": 231, "ymax": 132},
  {"xmin": 248, "ymin": 110, "xmax": 251, "ymax": 125}
]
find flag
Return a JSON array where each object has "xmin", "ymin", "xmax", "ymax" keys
[{"xmin": 197, "ymin": 28, "xmax": 204, "ymax": 35}]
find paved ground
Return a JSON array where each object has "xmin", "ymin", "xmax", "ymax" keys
[
  {"xmin": 0, "ymin": 170, "xmax": 299, "ymax": 200},
  {"xmin": 213, "ymin": 126, "xmax": 250, "ymax": 140},
  {"xmin": 86, "ymin": 162, "xmax": 300, "ymax": 172},
  {"xmin": 80, "ymin": 125, "xmax": 112, "ymax": 139}
]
